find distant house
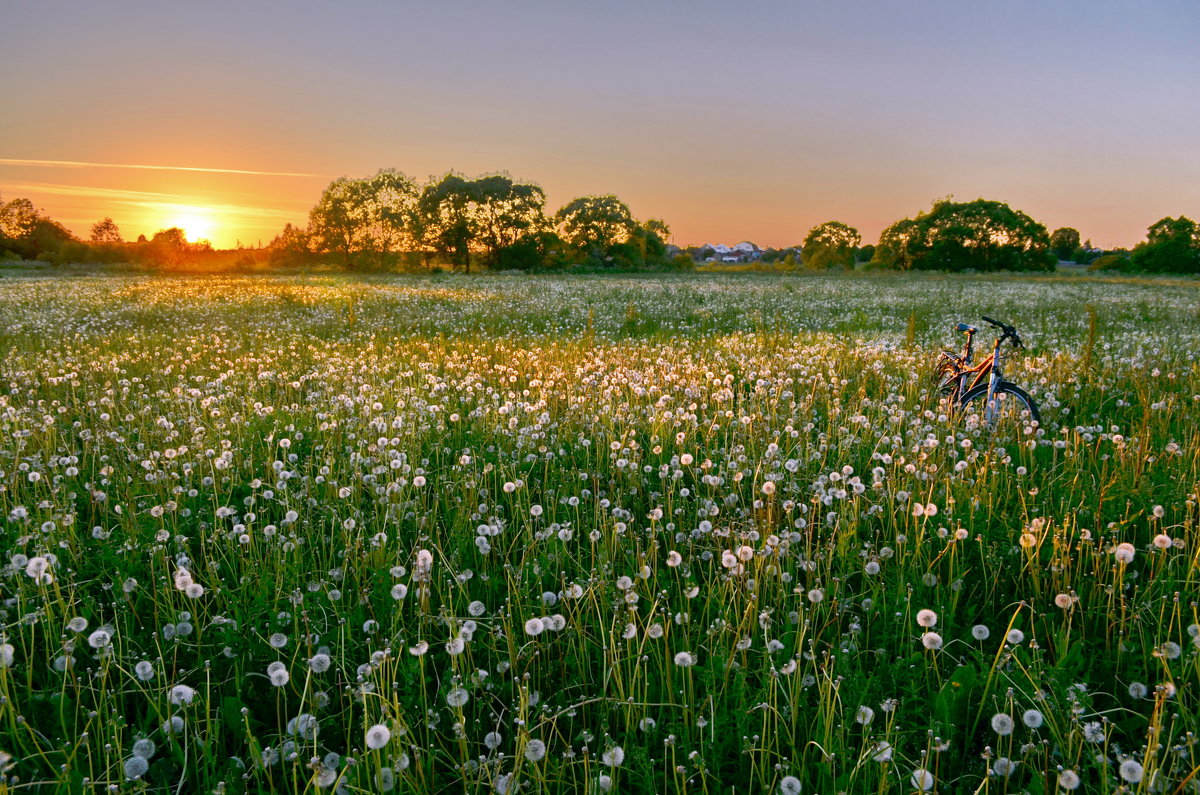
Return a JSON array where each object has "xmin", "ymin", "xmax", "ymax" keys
[{"xmin": 694, "ymin": 241, "xmax": 766, "ymax": 263}]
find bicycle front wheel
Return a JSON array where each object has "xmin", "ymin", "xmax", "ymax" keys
[{"xmin": 958, "ymin": 381, "xmax": 1041, "ymax": 433}]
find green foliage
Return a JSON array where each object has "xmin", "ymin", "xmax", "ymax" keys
[
  {"xmin": 606, "ymin": 240, "xmax": 645, "ymax": 269},
  {"xmin": 418, "ymin": 173, "xmax": 547, "ymax": 272},
  {"xmin": 802, "ymin": 221, "xmax": 861, "ymax": 269},
  {"xmin": 1049, "ymin": 227, "xmax": 1081, "ymax": 261},
  {"xmin": 1129, "ymin": 216, "xmax": 1200, "ymax": 273},
  {"xmin": 471, "ymin": 174, "xmax": 548, "ymax": 260},
  {"xmin": 0, "ymin": 195, "xmax": 39, "ymax": 241},
  {"xmin": 267, "ymin": 222, "xmax": 312, "ymax": 267},
  {"xmin": 554, "ymin": 195, "xmax": 636, "ymax": 256},
  {"xmin": 1072, "ymin": 242, "xmax": 1102, "ymax": 266},
  {"xmin": 872, "ymin": 198, "xmax": 1056, "ymax": 272},
  {"xmin": 670, "ymin": 252, "xmax": 696, "ymax": 271},
  {"xmin": 0, "ymin": 194, "xmax": 78, "ymax": 261},
  {"xmin": 308, "ymin": 169, "xmax": 419, "ymax": 269},
  {"xmin": 495, "ymin": 231, "xmax": 568, "ymax": 271},
  {"xmin": 1088, "ymin": 252, "xmax": 1131, "ymax": 271}
]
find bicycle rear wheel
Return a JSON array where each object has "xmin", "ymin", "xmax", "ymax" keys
[{"xmin": 958, "ymin": 381, "xmax": 1041, "ymax": 432}]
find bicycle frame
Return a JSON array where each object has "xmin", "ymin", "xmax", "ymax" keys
[
  {"xmin": 935, "ymin": 316, "xmax": 1038, "ymax": 429},
  {"xmin": 942, "ymin": 330, "xmax": 1007, "ymax": 422}
]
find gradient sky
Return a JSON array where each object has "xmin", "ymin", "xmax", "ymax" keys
[{"xmin": 2, "ymin": 0, "xmax": 1197, "ymax": 250}]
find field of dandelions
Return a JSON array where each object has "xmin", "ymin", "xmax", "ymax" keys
[{"xmin": 1, "ymin": 270, "xmax": 1198, "ymax": 794}]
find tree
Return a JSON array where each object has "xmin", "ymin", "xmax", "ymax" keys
[
  {"xmin": 417, "ymin": 173, "xmax": 548, "ymax": 272},
  {"xmin": 1, "ymin": 196, "xmax": 77, "ymax": 260},
  {"xmin": 1073, "ymin": 239, "xmax": 1101, "ymax": 265},
  {"xmin": 418, "ymin": 173, "xmax": 476, "ymax": 270},
  {"xmin": 642, "ymin": 218, "xmax": 671, "ymax": 243},
  {"xmin": 801, "ymin": 221, "xmax": 861, "ymax": 269},
  {"xmin": 872, "ymin": 199, "xmax": 1055, "ymax": 272},
  {"xmin": 0, "ymin": 196, "xmax": 39, "ymax": 241},
  {"xmin": 496, "ymin": 231, "xmax": 567, "ymax": 271},
  {"xmin": 27, "ymin": 218, "xmax": 75, "ymax": 259},
  {"xmin": 146, "ymin": 227, "xmax": 192, "ymax": 267},
  {"xmin": 268, "ymin": 223, "xmax": 312, "ymax": 267},
  {"xmin": 628, "ymin": 220, "xmax": 671, "ymax": 266},
  {"xmin": 90, "ymin": 217, "xmax": 123, "ymax": 243},
  {"xmin": 555, "ymin": 195, "xmax": 636, "ymax": 256},
  {"xmin": 1130, "ymin": 216, "xmax": 1200, "ymax": 273},
  {"xmin": 1049, "ymin": 227, "xmax": 1080, "ymax": 261},
  {"xmin": 308, "ymin": 169, "xmax": 418, "ymax": 268},
  {"xmin": 471, "ymin": 174, "xmax": 547, "ymax": 264},
  {"xmin": 874, "ymin": 217, "xmax": 919, "ymax": 270}
]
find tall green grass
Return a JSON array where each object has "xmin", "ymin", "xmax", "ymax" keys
[{"xmin": 0, "ymin": 271, "xmax": 1197, "ymax": 793}]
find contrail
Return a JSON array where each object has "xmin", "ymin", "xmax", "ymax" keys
[{"xmin": 0, "ymin": 158, "xmax": 322, "ymax": 178}]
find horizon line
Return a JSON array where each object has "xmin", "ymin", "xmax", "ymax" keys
[{"xmin": 0, "ymin": 158, "xmax": 323, "ymax": 178}]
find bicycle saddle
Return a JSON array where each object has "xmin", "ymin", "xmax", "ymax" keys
[{"xmin": 957, "ymin": 323, "xmax": 977, "ymax": 333}]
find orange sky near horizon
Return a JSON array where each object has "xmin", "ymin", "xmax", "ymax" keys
[{"xmin": 2, "ymin": 2, "xmax": 1197, "ymax": 252}]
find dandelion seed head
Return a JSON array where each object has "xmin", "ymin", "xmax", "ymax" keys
[
  {"xmin": 169, "ymin": 684, "xmax": 195, "ymax": 705},
  {"xmin": 365, "ymin": 723, "xmax": 391, "ymax": 750},
  {"xmin": 87, "ymin": 628, "xmax": 113, "ymax": 649},
  {"xmin": 601, "ymin": 746, "xmax": 624, "ymax": 767},
  {"xmin": 524, "ymin": 739, "xmax": 547, "ymax": 762},
  {"xmin": 1118, "ymin": 759, "xmax": 1143, "ymax": 783},
  {"xmin": 991, "ymin": 712, "xmax": 1015, "ymax": 735},
  {"xmin": 779, "ymin": 775, "xmax": 802, "ymax": 795},
  {"xmin": 123, "ymin": 755, "xmax": 149, "ymax": 779},
  {"xmin": 993, "ymin": 757, "xmax": 1017, "ymax": 776}
]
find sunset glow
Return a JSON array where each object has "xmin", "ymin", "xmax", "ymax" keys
[
  {"xmin": 160, "ymin": 206, "xmax": 216, "ymax": 245},
  {"xmin": 2, "ymin": 2, "xmax": 1197, "ymax": 250}
]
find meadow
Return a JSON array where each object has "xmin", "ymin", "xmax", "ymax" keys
[{"xmin": 0, "ymin": 270, "xmax": 1197, "ymax": 794}]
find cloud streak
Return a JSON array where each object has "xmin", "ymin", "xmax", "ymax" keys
[
  {"xmin": 0, "ymin": 158, "xmax": 322, "ymax": 178},
  {"xmin": 7, "ymin": 181, "xmax": 308, "ymax": 232}
]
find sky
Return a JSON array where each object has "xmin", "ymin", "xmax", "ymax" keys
[{"xmin": 2, "ymin": 0, "xmax": 1198, "ymax": 250}]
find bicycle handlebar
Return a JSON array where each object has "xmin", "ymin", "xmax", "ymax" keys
[{"xmin": 980, "ymin": 316, "xmax": 1024, "ymax": 348}]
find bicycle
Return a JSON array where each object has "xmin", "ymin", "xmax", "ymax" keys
[{"xmin": 935, "ymin": 316, "xmax": 1042, "ymax": 429}]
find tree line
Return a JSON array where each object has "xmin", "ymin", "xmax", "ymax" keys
[
  {"xmin": 2, "ymin": 181, "xmax": 1198, "ymax": 274},
  {"xmin": 269, "ymin": 170, "xmax": 685, "ymax": 272}
]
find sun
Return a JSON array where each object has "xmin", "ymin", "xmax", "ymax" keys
[{"xmin": 166, "ymin": 206, "xmax": 216, "ymax": 243}]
